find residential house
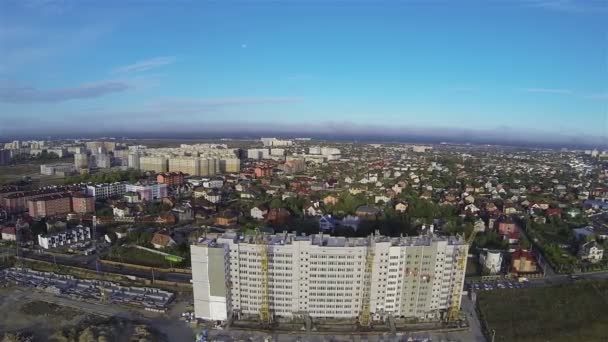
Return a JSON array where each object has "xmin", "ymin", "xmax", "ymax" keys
[
  {"xmin": 251, "ymin": 205, "xmax": 269, "ymax": 220},
  {"xmin": 395, "ymin": 202, "xmax": 408, "ymax": 213},
  {"xmin": 578, "ymin": 240, "xmax": 604, "ymax": 263},
  {"xmin": 323, "ymin": 195, "xmax": 339, "ymax": 206},
  {"xmin": 267, "ymin": 208, "xmax": 291, "ymax": 225},
  {"xmin": 355, "ymin": 206, "xmax": 380, "ymax": 220},
  {"xmin": 215, "ymin": 210, "xmax": 239, "ymax": 227},
  {"xmin": 304, "ymin": 204, "xmax": 323, "ymax": 217},
  {"xmin": 151, "ymin": 231, "xmax": 177, "ymax": 249},
  {"xmin": 319, "ymin": 215, "xmax": 337, "ymax": 232},
  {"xmin": 1, "ymin": 226, "xmax": 17, "ymax": 241},
  {"xmin": 511, "ymin": 249, "xmax": 537, "ymax": 274}
]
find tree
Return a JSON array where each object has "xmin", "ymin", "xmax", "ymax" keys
[{"xmin": 269, "ymin": 198, "xmax": 283, "ymax": 209}]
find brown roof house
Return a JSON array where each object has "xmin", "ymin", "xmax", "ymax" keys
[
  {"xmin": 151, "ymin": 231, "xmax": 177, "ymax": 249},
  {"xmin": 267, "ymin": 208, "xmax": 291, "ymax": 226}
]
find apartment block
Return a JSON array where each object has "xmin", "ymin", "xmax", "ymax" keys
[
  {"xmin": 220, "ymin": 158, "xmax": 240, "ymax": 173},
  {"xmin": 27, "ymin": 193, "xmax": 73, "ymax": 218},
  {"xmin": 3, "ymin": 188, "xmax": 71, "ymax": 214},
  {"xmin": 191, "ymin": 232, "xmax": 467, "ymax": 322},
  {"xmin": 169, "ymin": 157, "xmax": 200, "ymax": 176},
  {"xmin": 86, "ymin": 182, "xmax": 127, "ymax": 199},
  {"xmin": 125, "ymin": 182, "xmax": 168, "ymax": 201},
  {"xmin": 140, "ymin": 156, "xmax": 169, "ymax": 173},
  {"xmin": 71, "ymin": 193, "xmax": 95, "ymax": 214},
  {"xmin": 157, "ymin": 172, "xmax": 185, "ymax": 186}
]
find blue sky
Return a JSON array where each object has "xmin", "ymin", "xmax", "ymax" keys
[{"xmin": 0, "ymin": 0, "xmax": 607, "ymax": 145}]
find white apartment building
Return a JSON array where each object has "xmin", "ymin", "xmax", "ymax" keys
[
  {"xmin": 40, "ymin": 163, "xmax": 76, "ymax": 176},
  {"xmin": 192, "ymin": 232, "xmax": 467, "ymax": 322},
  {"xmin": 125, "ymin": 182, "xmax": 168, "ymax": 201},
  {"xmin": 86, "ymin": 182, "xmax": 127, "ymax": 199},
  {"xmin": 38, "ymin": 226, "xmax": 92, "ymax": 249}
]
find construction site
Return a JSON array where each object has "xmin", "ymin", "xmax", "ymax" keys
[
  {"xmin": 191, "ymin": 230, "xmax": 478, "ymax": 337},
  {"xmin": 0, "ymin": 267, "xmax": 174, "ymax": 311}
]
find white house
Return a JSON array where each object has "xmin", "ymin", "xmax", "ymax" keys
[
  {"xmin": 395, "ymin": 202, "xmax": 408, "ymax": 213},
  {"xmin": 113, "ymin": 206, "xmax": 131, "ymax": 218},
  {"xmin": 1, "ymin": 227, "xmax": 17, "ymax": 241},
  {"xmin": 250, "ymin": 206, "xmax": 268, "ymax": 220},
  {"xmin": 579, "ymin": 241, "xmax": 604, "ymax": 263},
  {"xmin": 304, "ymin": 204, "xmax": 323, "ymax": 217}
]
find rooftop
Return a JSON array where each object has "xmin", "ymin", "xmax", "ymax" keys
[{"xmin": 198, "ymin": 231, "xmax": 464, "ymax": 248}]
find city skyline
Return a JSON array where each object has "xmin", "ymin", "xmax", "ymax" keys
[{"xmin": 1, "ymin": 0, "xmax": 607, "ymax": 146}]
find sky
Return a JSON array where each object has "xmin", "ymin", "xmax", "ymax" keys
[{"xmin": 0, "ymin": 0, "xmax": 607, "ymax": 147}]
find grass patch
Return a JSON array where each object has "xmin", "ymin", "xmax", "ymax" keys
[
  {"xmin": 105, "ymin": 246, "xmax": 177, "ymax": 268},
  {"xmin": 20, "ymin": 300, "xmax": 81, "ymax": 320},
  {"xmin": 477, "ymin": 280, "xmax": 608, "ymax": 342}
]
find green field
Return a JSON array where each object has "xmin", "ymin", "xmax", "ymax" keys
[
  {"xmin": 105, "ymin": 246, "xmax": 182, "ymax": 268},
  {"xmin": 477, "ymin": 280, "xmax": 608, "ymax": 342},
  {"xmin": 0, "ymin": 162, "xmax": 65, "ymax": 186}
]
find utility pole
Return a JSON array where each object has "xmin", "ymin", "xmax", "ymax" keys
[{"xmin": 151, "ymin": 268, "xmax": 155, "ymax": 284}]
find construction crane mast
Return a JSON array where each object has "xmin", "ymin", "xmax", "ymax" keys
[
  {"xmin": 256, "ymin": 230, "xmax": 272, "ymax": 326},
  {"xmin": 447, "ymin": 230, "xmax": 477, "ymax": 322},
  {"xmin": 359, "ymin": 236, "xmax": 374, "ymax": 327}
]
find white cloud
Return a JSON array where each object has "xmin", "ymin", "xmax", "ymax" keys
[
  {"xmin": 585, "ymin": 92, "xmax": 608, "ymax": 100},
  {"xmin": 113, "ymin": 56, "xmax": 175, "ymax": 74},
  {"xmin": 0, "ymin": 80, "xmax": 133, "ymax": 103},
  {"xmin": 519, "ymin": 87, "xmax": 572, "ymax": 94}
]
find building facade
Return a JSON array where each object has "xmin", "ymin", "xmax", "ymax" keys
[
  {"xmin": 71, "ymin": 193, "xmax": 95, "ymax": 214},
  {"xmin": 86, "ymin": 182, "xmax": 127, "ymax": 199},
  {"xmin": 140, "ymin": 156, "xmax": 169, "ymax": 173},
  {"xmin": 125, "ymin": 182, "xmax": 168, "ymax": 201},
  {"xmin": 157, "ymin": 172, "xmax": 185, "ymax": 186},
  {"xmin": 192, "ymin": 232, "xmax": 467, "ymax": 322},
  {"xmin": 27, "ymin": 194, "xmax": 73, "ymax": 218}
]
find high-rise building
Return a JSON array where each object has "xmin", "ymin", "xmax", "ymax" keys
[
  {"xmin": 74, "ymin": 153, "xmax": 89, "ymax": 169},
  {"xmin": 140, "ymin": 156, "xmax": 169, "ymax": 173},
  {"xmin": 27, "ymin": 193, "xmax": 73, "ymax": 218},
  {"xmin": 94, "ymin": 154, "xmax": 111, "ymax": 169},
  {"xmin": 0, "ymin": 149, "xmax": 12, "ymax": 166},
  {"xmin": 128, "ymin": 153, "xmax": 141, "ymax": 169},
  {"xmin": 169, "ymin": 157, "xmax": 200, "ymax": 176},
  {"xmin": 191, "ymin": 232, "xmax": 467, "ymax": 322},
  {"xmin": 71, "ymin": 193, "xmax": 95, "ymax": 214},
  {"xmin": 220, "ymin": 158, "xmax": 240, "ymax": 173}
]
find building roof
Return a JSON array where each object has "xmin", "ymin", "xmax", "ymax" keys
[
  {"xmin": 1, "ymin": 227, "xmax": 16, "ymax": 235},
  {"xmin": 150, "ymin": 232, "xmax": 175, "ymax": 247}
]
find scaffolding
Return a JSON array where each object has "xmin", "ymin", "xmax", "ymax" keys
[
  {"xmin": 359, "ymin": 237, "xmax": 374, "ymax": 327},
  {"xmin": 447, "ymin": 231, "xmax": 477, "ymax": 322},
  {"xmin": 257, "ymin": 231, "xmax": 272, "ymax": 326}
]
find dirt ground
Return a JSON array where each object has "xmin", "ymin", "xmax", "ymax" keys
[{"xmin": 0, "ymin": 287, "xmax": 88, "ymax": 340}]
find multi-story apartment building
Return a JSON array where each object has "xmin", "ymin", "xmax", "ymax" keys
[
  {"xmin": 199, "ymin": 158, "xmax": 219, "ymax": 177},
  {"xmin": 86, "ymin": 182, "xmax": 127, "ymax": 199},
  {"xmin": 191, "ymin": 232, "xmax": 467, "ymax": 322},
  {"xmin": 27, "ymin": 193, "xmax": 73, "ymax": 218},
  {"xmin": 125, "ymin": 182, "xmax": 168, "ymax": 201},
  {"xmin": 169, "ymin": 157, "xmax": 200, "ymax": 176},
  {"xmin": 0, "ymin": 149, "xmax": 12, "ymax": 166},
  {"xmin": 140, "ymin": 156, "xmax": 169, "ymax": 173},
  {"xmin": 3, "ymin": 188, "xmax": 71, "ymax": 214},
  {"xmin": 220, "ymin": 158, "xmax": 240, "ymax": 173},
  {"xmin": 128, "ymin": 153, "xmax": 141, "ymax": 169},
  {"xmin": 40, "ymin": 163, "xmax": 76, "ymax": 176},
  {"xmin": 74, "ymin": 153, "xmax": 89, "ymax": 169},
  {"xmin": 71, "ymin": 193, "xmax": 96, "ymax": 214},
  {"xmin": 157, "ymin": 172, "xmax": 185, "ymax": 186}
]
